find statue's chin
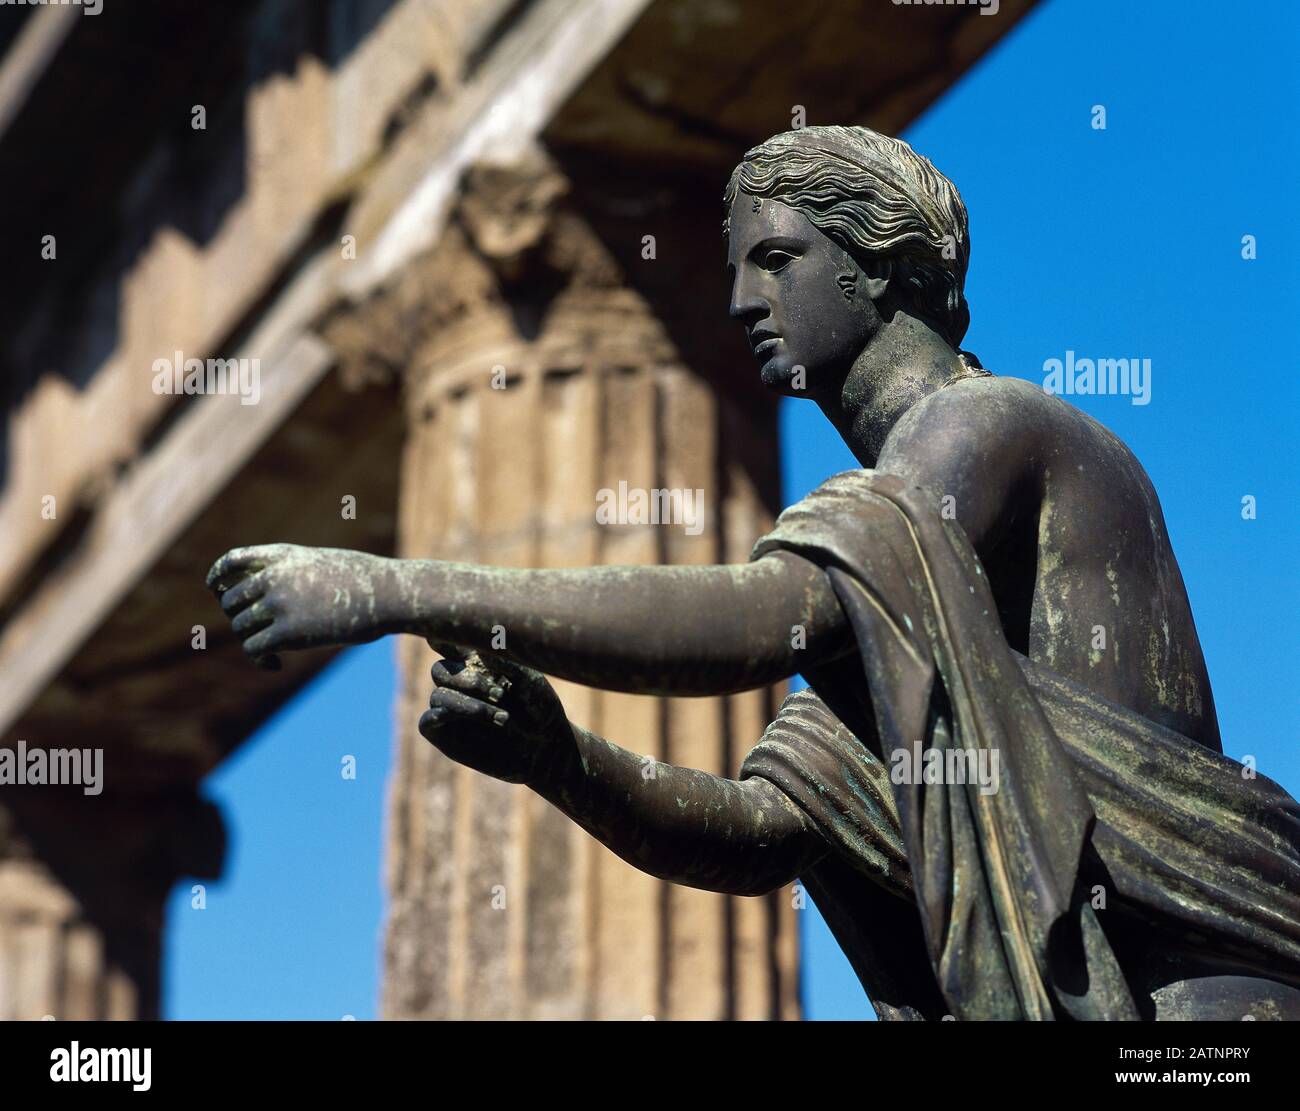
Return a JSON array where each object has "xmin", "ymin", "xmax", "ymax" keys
[{"xmin": 758, "ymin": 356, "xmax": 805, "ymax": 395}]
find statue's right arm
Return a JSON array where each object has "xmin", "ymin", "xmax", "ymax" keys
[
  {"xmin": 209, "ymin": 545, "xmax": 854, "ymax": 696},
  {"xmin": 390, "ymin": 551, "xmax": 853, "ymax": 694}
]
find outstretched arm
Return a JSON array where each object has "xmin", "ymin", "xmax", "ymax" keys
[
  {"xmin": 419, "ymin": 648, "xmax": 829, "ymax": 896},
  {"xmin": 208, "ymin": 545, "xmax": 851, "ymax": 697}
]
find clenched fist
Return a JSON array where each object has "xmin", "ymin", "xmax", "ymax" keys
[{"xmin": 206, "ymin": 543, "xmax": 393, "ymax": 669}]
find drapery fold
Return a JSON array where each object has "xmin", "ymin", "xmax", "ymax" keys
[{"xmin": 740, "ymin": 470, "xmax": 1300, "ymax": 1020}]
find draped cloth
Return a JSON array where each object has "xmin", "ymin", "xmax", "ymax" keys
[{"xmin": 739, "ymin": 470, "xmax": 1300, "ymax": 1020}]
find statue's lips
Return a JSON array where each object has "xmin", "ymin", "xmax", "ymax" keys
[{"xmin": 752, "ymin": 336, "xmax": 782, "ymax": 358}]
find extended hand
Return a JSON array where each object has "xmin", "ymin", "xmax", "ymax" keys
[
  {"xmin": 418, "ymin": 645, "xmax": 573, "ymax": 785},
  {"xmin": 206, "ymin": 543, "xmax": 393, "ymax": 669}
]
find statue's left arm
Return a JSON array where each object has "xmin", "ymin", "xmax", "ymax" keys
[{"xmin": 413, "ymin": 645, "xmax": 830, "ymax": 896}]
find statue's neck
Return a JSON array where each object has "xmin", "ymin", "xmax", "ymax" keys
[{"xmin": 817, "ymin": 314, "xmax": 967, "ymax": 467}]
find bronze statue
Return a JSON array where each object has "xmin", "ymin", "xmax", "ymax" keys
[{"xmin": 207, "ymin": 126, "xmax": 1300, "ymax": 1020}]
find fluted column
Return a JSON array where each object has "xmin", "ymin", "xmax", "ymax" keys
[{"xmin": 380, "ymin": 158, "xmax": 799, "ymax": 1020}]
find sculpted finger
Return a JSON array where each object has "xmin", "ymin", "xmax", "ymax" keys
[
  {"xmin": 231, "ymin": 603, "xmax": 274, "ymax": 639},
  {"xmin": 430, "ymin": 659, "xmax": 503, "ymax": 702},
  {"xmin": 236, "ymin": 624, "xmax": 282, "ymax": 671},
  {"xmin": 206, "ymin": 553, "xmax": 234, "ymax": 593},
  {"xmin": 466, "ymin": 649, "xmax": 540, "ymax": 691},
  {"xmin": 219, "ymin": 574, "xmax": 267, "ymax": 617},
  {"xmin": 418, "ymin": 706, "xmax": 453, "ymax": 741},
  {"xmin": 207, "ymin": 546, "xmax": 272, "ymax": 593},
  {"xmin": 241, "ymin": 624, "xmax": 286, "ymax": 662},
  {"xmin": 429, "ymin": 654, "xmax": 465, "ymax": 681},
  {"xmin": 206, "ymin": 548, "xmax": 253, "ymax": 593},
  {"xmin": 426, "ymin": 687, "xmax": 509, "ymax": 727}
]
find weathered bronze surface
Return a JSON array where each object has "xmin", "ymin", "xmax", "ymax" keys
[{"xmin": 208, "ymin": 126, "xmax": 1300, "ymax": 1020}]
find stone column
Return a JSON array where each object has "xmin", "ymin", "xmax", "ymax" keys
[
  {"xmin": 0, "ymin": 823, "xmax": 144, "ymax": 1020},
  {"xmin": 0, "ymin": 779, "xmax": 221, "ymax": 1020},
  {"xmin": 379, "ymin": 155, "xmax": 799, "ymax": 1020}
]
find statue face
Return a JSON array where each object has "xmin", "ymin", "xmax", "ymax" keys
[{"xmin": 727, "ymin": 193, "xmax": 880, "ymax": 397}]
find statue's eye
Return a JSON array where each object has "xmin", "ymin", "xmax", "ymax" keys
[{"xmin": 760, "ymin": 248, "xmax": 797, "ymax": 273}]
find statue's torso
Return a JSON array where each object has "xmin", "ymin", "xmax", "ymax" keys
[{"xmin": 896, "ymin": 376, "xmax": 1221, "ymax": 750}]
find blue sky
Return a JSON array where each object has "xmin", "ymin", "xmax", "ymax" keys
[
  {"xmin": 164, "ymin": 641, "xmax": 393, "ymax": 1019},
  {"xmin": 165, "ymin": 0, "xmax": 1299, "ymax": 1020}
]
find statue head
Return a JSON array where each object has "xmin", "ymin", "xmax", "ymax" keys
[{"xmin": 724, "ymin": 125, "xmax": 971, "ymax": 396}]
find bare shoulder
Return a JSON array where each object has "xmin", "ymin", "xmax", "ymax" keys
[
  {"xmin": 878, "ymin": 375, "xmax": 1151, "ymax": 550},
  {"xmin": 889, "ymin": 375, "xmax": 1062, "ymax": 448},
  {"xmin": 879, "ymin": 375, "xmax": 1049, "ymax": 489},
  {"xmin": 883, "ymin": 374, "xmax": 1136, "ymax": 481}
]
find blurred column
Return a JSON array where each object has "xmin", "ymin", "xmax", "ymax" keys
[
  {"xmin": 0, "ymin": 825, "xmax": 143, "ymax": 1021},
  {"xmin": 380, "ymin": 155, "xmax": 799, "ymax": 1020}
]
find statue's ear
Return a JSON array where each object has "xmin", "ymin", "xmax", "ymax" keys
[{"xmin": 860, "ymin": 257, "xmax": 892, "ymax": 302}]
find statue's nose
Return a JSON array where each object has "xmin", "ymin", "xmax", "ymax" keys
[{"xmin": 728, "ymin": 274, "xmax": 768, "ymax": 325}]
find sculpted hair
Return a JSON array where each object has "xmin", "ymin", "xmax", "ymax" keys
[{"xmin": 724, "ymin": 125, "xmax": 974, "ymax": 351}]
